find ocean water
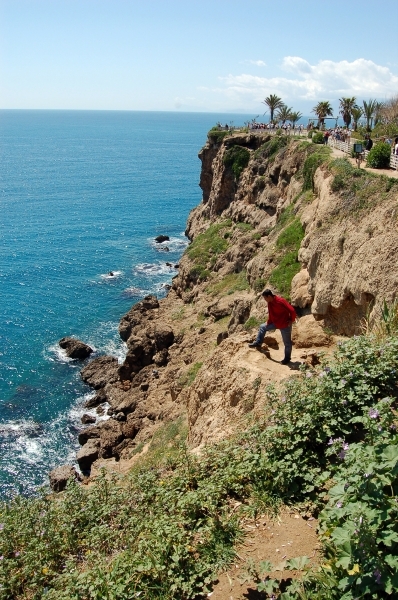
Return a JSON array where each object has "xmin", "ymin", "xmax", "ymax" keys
[{"xmin": 0, "ymin": 110, "xmax": 255, "ymax": 500}]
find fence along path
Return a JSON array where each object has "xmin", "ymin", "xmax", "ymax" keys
[{"xmin": 326, "ymin": 137, "xmax": 398, "ymax": 171}]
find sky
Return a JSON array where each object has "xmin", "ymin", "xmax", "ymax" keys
[{"xmin": 1, "ymin": 0, "xmax": 398, "ymax": 115}]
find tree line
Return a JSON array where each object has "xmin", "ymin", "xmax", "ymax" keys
[{"xmin": 262, "ymin": 94, "xmax": 398, "ymax": 134}]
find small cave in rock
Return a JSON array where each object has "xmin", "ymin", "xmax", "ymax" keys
[{"xmin": 319, "ymin": 293, "xmax": 375, "ymax": 336}]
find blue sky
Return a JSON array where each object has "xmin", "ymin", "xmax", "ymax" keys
[{"xmin": 1, "ymin": 0, "xmax": 398, "ymax": 114}]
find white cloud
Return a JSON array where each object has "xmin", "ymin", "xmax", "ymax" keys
[
  {"xmin": 240, "ymin": 59, "xmax": 267, "ymax": 67},
  {"xmin": 216, "ymin": 57, "xmax": 398, "ymax": 107}
]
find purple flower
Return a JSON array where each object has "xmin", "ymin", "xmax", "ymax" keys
[
  {"xmin": 328, "ymin": 438, "xmax": 334, "ymax": 445},
  {"xmin": 391, "ymin": 425, "xmax": 397, "ymax": 430},
  {"xmin": 338, "ymin": 449, "xmax": 346, "ymax": 460},
  {"xmin": 343, "ymin": 442, "xmax": 349, "ymax": 451},
  {"xmin": 0, "ymin": 556, "xmax": 3, "ymax": 561},
  {"xmin": 324, "ymin": 367, "xmax": 331, "ymax": 373},
  {"xmin": 369, "ymin": 408, "xmax": 379, "ymax": 419},
  {"xmin": 336, "ymin": 501, "xmax": 342, "ymax": 508},
  {"xmin": 15, "ymin": 551, "xmax": 20, "ymax": 557},
  {"xmin": 374, "ymin": 569, "xmax": 382, "ymax": 585},
  {"xmin": 342, "ymin": 399, "xmax": 347, "ymax": 405},
  {"xmin": 341, "ymin": 379, "xmax": 347, "ymax": 386},
  {"xmin": 306, "ymin": 372, "xmax": 312, "ymax": 378},
  {"xmin": 319, "ymin": 371, "xmax": 326, "ymax": 377},
  {"xmin": 0, "ymin": 524, "xmax": 4, "ymax": 531}
]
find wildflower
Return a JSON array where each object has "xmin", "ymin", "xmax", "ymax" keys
[
  {"xmin": 324, "ymin": 367, "xmax": 331, "ymax": 373},
  {"xmin": 342, "ymin": 399, "xmax": 347, "ymax": 405},
  {"xmin": 15, "ymin": 551, "xmax": 20, "ymax": 557},
  {"xmin": 0, "ymin": 524, "xmax": 4, "ymax": 531},
  {"xmin": 319, "ymin": 371, "xmax": 326, "ymax": 377},
  {"xmin": 0, "ymin": 556, "xmax": 3, "ymax": 561},
  {"xmin": 341, "ymin": 379, "xmax": 347, "ymax": 385},
  {"xmin": 374, "ymin": 569, "xmax": 382, "ymax": 585},
  {"xmin": 306, "ymin": 372, "xmax": 312, "ymax": 378},
  {"xmin": 343, "ymin": 442, "xmax": 349, "ymax": 451},
  {"xmin": 369, "ymin": 408, "xmax": 379, "ymax": 419},
  {"xmin": 328, "ymin": 438, "xmax": 334, "ymax": 445},
  {"xmin": 336, "ymin": 501, "xmax": 342, "ymax": 508},
  {"xmin": 338, "ymin": 449, "xmax": 346, "ymax": 460}
]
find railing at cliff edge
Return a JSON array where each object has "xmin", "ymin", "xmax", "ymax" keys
[{"xmin": 328, "ymin": 137, "xmax": 398, "ymax": 171}]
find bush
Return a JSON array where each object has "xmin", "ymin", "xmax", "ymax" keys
[
  {"xmin": 186, "ymin": 221, "xmax": 231, "ymax": 281},
  {"xmin": 312, "ymin": 131, "xmax": 325, "ymax": 144},
  {"xmin": 223, "ymin": 146, "xmax": 250, "ymax": 179},
  {"xmin": 253, "ymin": 136, "xmax": 288, "ymax": 161},
  {"xmin": 366, "ymin": 142, "xmax": 392, "ymax": 169},
  {"xmin": 307, "ymin": 130, "xmax": 314, "ymax": 138},
  {"xmin": 269, "ymin": 250, "xmax": 301, "ymax": 299},
  {"xmin": 207, "ymin": 128, "xmax": 229, "ymax": 144}
]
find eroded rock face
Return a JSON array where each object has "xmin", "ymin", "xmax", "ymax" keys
[
  {"xmin": 59, "ymin": 337, "xmax": 93, "ymax": 360},
  {"xmin": 49, "ymin": 465, "xmax": 81, "ymax": 492},
  {"xmin": 292, "ymin": 315, "xmax": 331, "ymax": 348}
]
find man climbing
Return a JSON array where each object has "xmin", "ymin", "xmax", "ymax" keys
[{"xmin": 248, "ymin": 289, "xmax": 296, "ymax": 365}]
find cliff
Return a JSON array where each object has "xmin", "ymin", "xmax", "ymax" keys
[{"xmin": 60, "ymin": 130, "xmax": 398, "ymax": 477}]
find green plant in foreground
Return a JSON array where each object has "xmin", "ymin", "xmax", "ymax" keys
[
  {"xmin": 312, "ymin": 131, "xmax": 325, "ymax": 144},
  {"xmin": 178, "ymin": 362, "xmax": 203, "ymax": 387},
  {"xmin": 223, "ymin": 145, "xmax": 250, "ymax": 179},
  {"xmin": 244, "ymin": 316, "xmax": 262, "ymax": 331},
  {"xmin": 1, "ymin": 331, "xmax": 397, "ymax": 599},
  {"xmin": 366, "ymin": 142, "xmax": 392, "ymax": 169}
]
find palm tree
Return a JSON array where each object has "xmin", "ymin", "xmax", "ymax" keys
[
  {"xmin": 339, "ymin": 97, "xmax": 357, "ymax": 129},
  {"xmin": 262, "ymin": 94, "xmax": 284, "ymax": 123},
  {"xmin": 374, "ymin": 101, "xmax": 384, "ymax": 127},
  {"xmin": 351, "ymin": 107, "xmax": 363, "ymax": 131},
  {"xmin": 362, "ymin": 99, "xmax": 378, "ymax": 132},
  {"xmin": 290, "ymin": 111, "xmax": 303, "ymax": 128},
  {"xmin": 312, "ymin": 101, "xmax": 333, "ymax": 128},
  {"xmin": 276, "ymin": 105, "xmax": 293, "ymax": 125}
]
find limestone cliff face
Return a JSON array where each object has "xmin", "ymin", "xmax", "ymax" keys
[{"xmin": 69, "ymin": 132, "xmax": 398, "ymax": 479}]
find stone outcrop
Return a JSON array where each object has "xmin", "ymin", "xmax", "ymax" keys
[
  {"xmin": 49, "ymin": 465, "xmax": 81, "ymax": 492},
  {"xmin": 59, "ymin": 337, "xmax": 93, "ymax": 360}
]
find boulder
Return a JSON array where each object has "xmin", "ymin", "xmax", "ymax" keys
[
  {"xmin": 84, "ymin": 388, "xmax": 107, "ymax": 408},
  {"xmin": 81, "ymin": 413, "xmax": 96, "ymax": 425},
  {"xmin": 98, "ymin": 420, "xmax": 124, "ymax": 458},
  {"xmin": 119, "ymin": 295, "xmax": 160, "ymax": 342},
  {"xmin": 292, "ymin": 315, "xmax": 331, "ymax": 348},
  {"xmin": 59, "ymin": 337, "xmax": 93, "ymax": 360},
  {"xmin": 76, "ymin": 439, "xmax": 100, "ymax": 471},
  {"xmin": 81, "ymin": 356, "xmax": 119, "ymax": 389},
  {"xmin": 49, "ymin": 465, "xmax": 81, "ymax": 493},
  {"xmin": 291, "ymin": 269, "xmax": 313, "ymax": 308},
  {"xmin": 78, "ymin": 424, "xmax": 101, "ymax": 446},
  {"xmin": 155, "ymin": 235, "xmax": 170, "ymax": 243},
  {"xmin": 228, "ymin": 299, "xmax": 252, "ymax": 333}
]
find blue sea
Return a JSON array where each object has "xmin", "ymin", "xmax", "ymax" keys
[{"xmin": 0, "ymin": 110, "xmax": 255, "ymax": 500}]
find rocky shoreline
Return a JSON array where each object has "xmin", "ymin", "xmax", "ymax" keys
[{"xmin": 50, "ymin": 130, "xmax": 398, "ymax": 491}]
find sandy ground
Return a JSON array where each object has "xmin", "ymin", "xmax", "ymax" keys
[{"xmin": 208, "ymin": 510, "xmax": 320, "ymax": 599}]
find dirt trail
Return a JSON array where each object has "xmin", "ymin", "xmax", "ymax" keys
[
  {"xmin": 330, "ymin": 145, "xmax": 398, "ymax": 178},
  {"xmin": 209, "ymin": 510, "xmax": 320, "ymax": 599}
]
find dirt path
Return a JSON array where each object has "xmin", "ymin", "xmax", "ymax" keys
[
  {"xmin": 330, "ymin": 146, "xmax": 398, "ymax": 178},
  {"xmin": 209, "ymin": 510, "xmax": 320, "ymax": 599}
]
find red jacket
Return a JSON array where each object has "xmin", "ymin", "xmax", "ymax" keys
[{"xmin": 267, "ymin": 296, "xmax": 296, "ymax": 329}]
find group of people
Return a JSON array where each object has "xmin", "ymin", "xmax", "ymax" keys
[
  {"xmin": 249, "ymin": 122, "xmax": 305, "ymax": 134},
  {"xmin": 322, "ymin": 127, "xmax": 352, "ymax": 145}
]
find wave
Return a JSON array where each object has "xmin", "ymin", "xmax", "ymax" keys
[
  {"xmin": 134, "ymin": 262, "xmax": 176, "ymax": 276},
  {"xmin": 150, "ymin": 236, "xmax": 189, "ymax": 253},
  {"xmin": 100, "ymin": 270, "xmax": 123, "ymax": 279}
]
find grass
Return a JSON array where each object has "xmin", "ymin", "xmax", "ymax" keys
[
  {"xmin": 223, "ymin": 146, "xmax": 250, "ymax": 179},
  {"xmin": 206, "ymin": 271, "xmax": 250, "ymax": 297},
  {"xmin": 171, "ymin": 307, "xmax": 186, "ymax": 321},
  {"xmin": 269, "ymin": 251, "xmax": 301, "ymax": 300},
  {"xmin": 328, "ymin": 158, "xmax": 398, "ymax": 217},
  {"xmin": 244, "ymin": 316, "xmax": 262, "ymax": 331},
  {"xmin": 253, "ymin": 135, "xmax": 288, "ymax": 161},
  {"xmin": 235, "ymin": 222, "xmax": 253, "ymax": 232},
  {"xmin": 276, "ymin": 218, "xmax": 304, "ymax": 251},
  {"xmin": 177, "ymin": 362, "xmax": 203, "ymax": 388},
  {"xmin": 186, "ymin": 221, "xmax": 232, "ymax": 282}
]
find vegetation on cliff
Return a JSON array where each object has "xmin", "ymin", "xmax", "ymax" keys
[{"xmin": 1, "ymin": 309, "xmax": 397, "ymax": 599}]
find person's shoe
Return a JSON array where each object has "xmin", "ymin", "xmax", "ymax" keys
[
  {"xmin": 248, "ymin": 342, "xmax": 260, "ymax": 348},
  {"xmin": 281, "ymin": 357, "xmax": 291, "ymax": 365}
]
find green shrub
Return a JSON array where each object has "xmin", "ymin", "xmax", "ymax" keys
[
  {"xmin": 366, "ymin": 142, "xmax": 392, "ymax": 168},
  {"xmin": 312, "ymin": 131, "xmax": 325, "ymax": 144},
  {"xmin": 307, "ymin": 130, "xmax": 314, "ymax": 138},
  {"xmin": 207, "ymin": 128, "xmax": 229, "ymax": 144},
  {"xmin": 253, "ymin": 136, "xmax": 288, "ymax": 161},
  {"xmin": 223, "ymin": 146, "xmax": 250, "ymax": 179},
  {"xmin": 269, "ymin": 250, "xmax": 301, "ymax": 299}
]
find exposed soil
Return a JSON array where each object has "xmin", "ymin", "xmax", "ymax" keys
[{"xmin": 209, "ymin": 510, "xmax": 320, "ymax": 599}]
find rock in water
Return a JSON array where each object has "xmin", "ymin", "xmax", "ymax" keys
[
  {"xmin": 59, "ymin": 337, "xmax": 93, "ymax": 360},
  {"xmin": 49, "ymin": 465, "xmax": 81, "ymax": 493},
  {"xmin": 155, "ymin": 235, "xmax": 170, "ymax": 243}
]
